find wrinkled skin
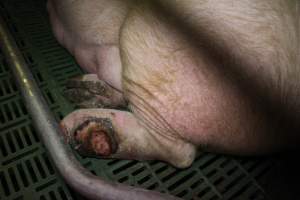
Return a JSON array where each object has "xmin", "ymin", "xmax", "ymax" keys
[{"xmin": 48, "ymin": 0, "xmax": 300, "ymax": 168}]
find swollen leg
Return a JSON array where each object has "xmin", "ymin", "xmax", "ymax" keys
[{"xmin": 60, "ymin": 109, "xmax": 196, "ymax": 168}]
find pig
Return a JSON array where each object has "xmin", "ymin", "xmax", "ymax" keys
[{"xmin": 47, "ymin": 0, "xmax": 300, "ymax": 168}]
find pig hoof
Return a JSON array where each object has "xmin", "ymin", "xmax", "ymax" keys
[
  {"xmin": 64, "ymin": 75, "xmax": 126, "ymax": 109},
  {"xmin": 64, "ymin": 76, "xmax": 109, "ymax": 108},
  {"xmin": 69, "ymin": 117, "xmax": 118, "ymax": 157}
]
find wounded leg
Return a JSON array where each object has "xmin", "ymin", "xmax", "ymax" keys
[
  {"xmin": 64, "ymin": 74, "xmax": 127, "ymax": 109},
  {"xmin": 60, "ymin": 109, "xmax": 196, "ymax": 168}
]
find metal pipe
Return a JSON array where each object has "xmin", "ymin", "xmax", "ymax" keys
[{"xmin": 0, "ymin": 15, "xmax": 181, "ymax": 200}]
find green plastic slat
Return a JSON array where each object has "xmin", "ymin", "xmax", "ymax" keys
[{"xmin": 0, "ymin": 0, "xmax": 274, "ymax": 199}]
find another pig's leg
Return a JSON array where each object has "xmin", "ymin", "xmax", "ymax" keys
[
  {"xmin": 64, "ymin": 74, "xmax": 126, "ymax": 109},
  {"xmin": 60, "ymin": 109, "xmax": 196, "ymax": 168}
]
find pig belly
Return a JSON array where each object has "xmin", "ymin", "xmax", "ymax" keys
[{"xmin": 120, "ymin": 1, "xmax": 299, "ymax": 154}]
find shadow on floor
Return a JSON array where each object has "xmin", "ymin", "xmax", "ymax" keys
[{"xmin": 260, "ymin": 150, "xmax": 300, "ymax": 200}]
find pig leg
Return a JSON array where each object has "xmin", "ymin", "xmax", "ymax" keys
[
  {"xmin": 47, "ymin": 0, "xmax": 128, "ymax": 89},
  {"xmin": 64, "ymin": 74, "xmax": 126, "ymax": 109},
  {"xmin": 60, "ymin": 109, "xmax": 196, "ymax": 168},
  {"xmin": 47, "ymin": 0, "xmax": 66, "ymax": 47}
]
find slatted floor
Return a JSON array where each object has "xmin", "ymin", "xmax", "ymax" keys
[{"xmin": 0, "ymin": 0, "xmax": 275, "ymax": 199}]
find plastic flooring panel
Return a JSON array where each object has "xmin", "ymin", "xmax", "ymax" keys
[{"xmin": 0, "ymin": 0, "xmax": 274, "ymax": 199}]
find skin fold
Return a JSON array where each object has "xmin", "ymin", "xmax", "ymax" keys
[{"xmin": 48, "ymin": 0, "xmax": 300, "ymax": 168}]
